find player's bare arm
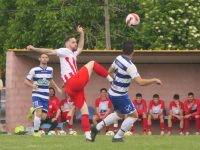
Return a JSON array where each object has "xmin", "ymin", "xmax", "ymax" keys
[
  {"xmin": 134, "ymin": 76, "xmax": 162, "ymax": 86},
  {"xmin": 108, "ymin": 66, "xmax": 115, "ymax": 78},
  {"xmin": 76, "ymin": 25, "xmax": 84, "ymax": 55},
  {"xmin": 27, "ymin": 45, "xmax": 57, "ymax": 55},
  {"xmin": 24, "ymin": 79, "xmax": 38, "ymax": 90},
  {"xmin": 50, "ymin": 79, "xmax": 62, "ymax": 94}
]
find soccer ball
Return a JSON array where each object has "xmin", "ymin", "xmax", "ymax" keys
[
  {"xmin": 105, "ymin": 131, "xmax": 115, "ymax": 136},
  {"xmin": 69, "ymin": 130, "xmax": 77, "ymax": 136},
  {"xmin": 48, "ymin": 130, "xmax": 56, "ymax": 136},
  {"xmin": 126, "ymin": 13, "xmax": 140, "ymax": 28},
  {"xmin": 124, "ymin": 131, "xmax": 133, "ymax": 136},
  {"xmin": 39, "ymin": 130, "xmax": 46, "ymax": 136},
  {"xmin": 57, "ymin": 130, "xmax": 67, "ymax": 136}
]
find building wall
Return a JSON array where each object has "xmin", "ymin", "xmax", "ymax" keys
[{"xmin": 6, "ymin": 51, "xmax": 200, "ymax": 132}]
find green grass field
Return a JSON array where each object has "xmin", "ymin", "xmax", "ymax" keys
[{"xmin": 0, "ymin": 135, "xmax": 200, "ymax": 150}]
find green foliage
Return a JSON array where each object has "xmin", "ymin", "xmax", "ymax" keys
[{"xmin": 0, "ymin": 0, "xmax": 200, "ymax": 79}]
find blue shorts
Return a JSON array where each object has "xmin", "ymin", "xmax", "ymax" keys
[
  {"xmin": 108, "ymin": 94, "xmax": 136, "ymax": 114},
  {"xmin": 32, "ymin": 96, "xmax": 48, "ymax": 112}
]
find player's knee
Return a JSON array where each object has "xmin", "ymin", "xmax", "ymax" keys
[{"xmin": 35, "ymin": 109, "xmax": 42, "ymax": 117}]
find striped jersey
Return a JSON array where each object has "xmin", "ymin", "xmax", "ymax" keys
[
  {"xmin": 108, "ymin": 55, "xmax": 140, "ymax": 96},
  {"xmin": 56, "ymin": 48, "xmax": 79, "ymax": 83},
  {"xmin": 26, "ymin": 66, "xmax": 53, "ymax": 100}
]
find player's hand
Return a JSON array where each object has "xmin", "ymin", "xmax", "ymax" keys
[
  {"xmin": 154, "ymin": 78, "xmax": 162, "ymax": 85},
  {"xmin": 27, "ymin": 45, "xmax": 35, "ymax": 51},
  {"xmin": 32, "ymin": 84, "xmax": 38, "ymax": 90},
  {"xmin": 77, "ymin": 25, "xmax": 84, "ymax": 34}
]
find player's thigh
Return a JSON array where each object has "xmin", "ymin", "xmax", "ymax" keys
[{"xmin": 84, "ymin": 61, "xmax": 95, "ymax": 77}]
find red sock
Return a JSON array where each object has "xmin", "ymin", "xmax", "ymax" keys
[
  {"xmin": 168, "ymin": 127, "xmax": 172, "ymax": 132},
  {"xmin": 93, "ymin": 62, "xmax": 108, "ymax": 78},
  {"xmin": 195, "ymin": 118, "xmax": 200, "ymax": 132},
  {"xmin": 148, "ymin": 124, "xmax": 152, "ymax": 132},
  {"xmin": 184, "ymin": 118, "xmax": 189, "ymax": 132},
  {"xmin": 66, "ymin": 116, "xmax": 72, "ymax": 123},
  {"xmin": 81, "ymin": 114, "xmax": 90, "ymax": 132},
  {"xmin": 179, "ymin": 128, "xmax": 183, "ymax": 132},
  {"xmin": 160, "ymin": 122, "xmax": 165, "ymax": 131},
  {"xmin": 68, "ymin": 124, "xmax": 73, "ymax": 129},
  {"xmin": 143, "ymin": 118, "xmax": 147, "ymax": 131}
]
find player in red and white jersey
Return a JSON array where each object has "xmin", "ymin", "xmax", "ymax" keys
[
  {"xmin": 148, "ymin": 94, "xmax": 165, "ymax": 135},
  {"xmin": 132, "ymin": 93, "xmax": 147, "ymax": 134},
  {"xmin": 168, "ymin": 94, "xmax": 184, "ymax": 135},
  {"xmin": 184, "ymin": 92, "xmax": 200, "ymax": 135},
  {"xmin": 27, "ymin": 26, "xmax": 113, "ymax": 141},
  {"xmin": 93, "ymin": 88, "xmax": 112, "ymax": 132},
  {"xmin": 60, "ymin": 95, "xmax": 75, "ymax": 132}
]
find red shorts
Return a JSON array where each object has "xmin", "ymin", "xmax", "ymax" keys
[
  {"xmin": 61, "ymin": 111, "xmax": 69, "ymax": 121},
  {"xmin": 65, "ymin": 66, "xmax": 89, "ymax": 109}
]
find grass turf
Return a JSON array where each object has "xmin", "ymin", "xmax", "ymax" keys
[{"xmin": 0, "ymin": 135, "xmax": 199, "ymax": 150}]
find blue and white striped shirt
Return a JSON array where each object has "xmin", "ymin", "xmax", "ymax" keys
[
  {"xmin": 109, "ymin": 55, "xmax": 140, "ymax": 96},
  {"xmin": 26, "ymin": 66, "xmax": 53, "ymax": 100}
]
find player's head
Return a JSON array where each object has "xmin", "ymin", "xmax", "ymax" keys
[
  {"xmin": 39, "ymin": 54, "xmax": 49, "ymax": 65},
  {"xmin": 136, "ymin": 93, "xmax": 142, "ymax": 103},
  {"xmin": 122, "ymin": 41, "xmax": 134, "ymax": 56},
  {"xmin": 100, "ymin": 88, "xmax": 107, "ymax": 98},
  {"xmin": 153, "ymin": 94, "xmax": 159, "ymax": 104},
  {"xmin": 49, "ymin": 87, "xmax": 55, "ymax": 97},
  {"xmin": 173, "ymin": 94, "xmax": 180, "ymax": 101},
  {"xmin": 188, "ymin": 92, "xmax": 194, "ymax": 102},
  {"xmin": 65, "ymin": 35, "xmax": 77, "ymax": 51}
]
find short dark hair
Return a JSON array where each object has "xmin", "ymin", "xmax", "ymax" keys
[
  {"xmin": 173, "ymin": 94, "xmax": 179, "ymax": 100},
  {"xmin": 65, "ymin": 35, "xmax": 75, "ymax": 43},
  {"xmin": 188, "ymin": 92, "xmax": 194, "ymax": 96},
  {"xmin": 153, "ymin": 94, "xmax": 159, "ymax": 99},
  {"xmin": 100, "ymin": 88, "xmax": 107, "ymax": 93},
  {"xmin": 122, "ymin": 41, "xmax": 134, "ymax": 55},
  {"xmin": 136, "ymin": 93, "xmax": 142, "ymax": 97},
  {"xmin": 49, "ymin": 87, "xmax": 55, "ymax": 95}
]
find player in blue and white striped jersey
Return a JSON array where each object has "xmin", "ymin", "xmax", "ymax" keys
[
  {"xmin": 91, "ymin": 41, "xmax": 162, "ymax": 142},
  {"xmin": 24, "ymin": 54, "xmax": 60, "ymax": 137}
]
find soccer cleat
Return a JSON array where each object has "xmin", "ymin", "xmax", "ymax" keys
[
  {"xmin": 148, "ymin": 131, "xmax": 152, "ymax": 136},
  {"xmin": 33, "ymin": 132, "xmax": 41, "ymax": 137},
  {"xmin": 179, "ymin": 132, "xmax": 184, "ymax": 136},
  {"xmin": 195, "ymin": 132, "xmax": 199, "ymax": 135},
  {"xmin": 86, "ymin": 138, "xmax": 93, "ymax": 142},
  {"xmin": 112, "ymin": 137, "xmax": 124, "ymax": 142},
  {"xmin": 91, "ymin": 125, "xmax": 99, "ymax": 142},
  {"xmin": 185, "ymin": 132, "xmax": 190, "ymax": 135},
  {"xmin": 143, "ymin": 131, "xmax": 147, "ymax": 135},
  {"xmin": 160, "ymin": 131, "xmax": 165, "ymax": 135},
  {"xmin": 167, "ymin": 131, "xmax": 171, "ymax": 135}
]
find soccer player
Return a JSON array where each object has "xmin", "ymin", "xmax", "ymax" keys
[
  {"xmin": 24, "ymin": 54, "xmax": 60, "ymax": 137},
  {"xmin": 26, "ymin": 26, "xmax": 113, "ymax": 141},
  {"xmin": 41, "ymin": 87, "xmax": 61, "ymax": 132},
  {"xmin": 184, "ymin": 92, "xmax": 200, "ymax": 135},
  {"xmin": 168, "ymin": 94, "xmax": 184, "ymax": 135},
  {"xmin": 132, "ymin": 93, "xmax": 148, "ymax": 134},
  {"xmin": 60, "ymin": 94, "xmax": 76, "ymax": 134},
  {"xmin": 91, "ymin": 41, "xmax": 162, "ymax": 142},
  {"xmin": 93, "ymin": 88, "xmax": 112, "ymax": 132},
  {"xmin": 147, "ymin": 94, "xmax": 165, "ymax": 135}
]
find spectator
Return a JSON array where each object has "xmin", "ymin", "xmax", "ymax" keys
[
  {"xmin": 93, "ymin": 88, "xmax": 112, "ymax": 132},
  {"xmin": 184, "ymin": 92, "xmax": 200, "ymax": 135},
  {"xmin": 41, "ymin": 87, "xmax": 61, "ymax": 132},
  {"xmin": 147, "ymin": 94, "xmax": 165, "ymax": 135},
  {"xmin": 168, "ymin": 94, "xmax": 184, "ymax": 135},
  {"xmin": 132, "ymin": 93, "xmax": 148, "ymax": 134},
  {"xmin": 60, "ymin": 94, "xmax": 76, "ymax": 134}
]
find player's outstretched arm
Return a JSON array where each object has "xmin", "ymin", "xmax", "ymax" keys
[
  {"xmin": 76, "ymin": 25, "xmax": 84, "ymax": 55},
  {"xmin": 134, "ymin": 76, "xmax": 162, "ymax": 86},
  {"xmin": 27, "ymin": 45, "xmax": 56, "ymax": 55}
]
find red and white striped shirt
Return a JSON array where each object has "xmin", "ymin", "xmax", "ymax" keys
[{"xmin": 56, "ymin": 48, "xmax": 79, "ymax": 83}]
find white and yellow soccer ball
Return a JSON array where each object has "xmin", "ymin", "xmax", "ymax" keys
[
  {"xmin": 124, "ymin": 131, "xmax": 133, "ymax": 136},
  {"xmin": 57, "ymin": 130, "xmax": 67, "ymax": 136},
  {"xmin": 69, "ymin": 130, "xmax": 77, "ymax": 136},
  {"xmin": 126, "ymin": 13, "xmax": 140, "ymax": 28},
  {"xmin": 105, "ymin": 131, "xmax": 115, "ymax": 136},
  {"xmin": 48, "ymin": 130, "xmax": 56, "ymax": 136}
]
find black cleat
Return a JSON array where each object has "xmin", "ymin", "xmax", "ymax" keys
[
  {"xmin": 91, "ymin": 125, "xmax": 98, "ymax": 142},
  {"xmin": 112, "ymin": 137, "xmax": 124, "ymax": 142}
]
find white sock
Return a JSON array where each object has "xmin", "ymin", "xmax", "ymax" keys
[
  {"xmin": 34, "ymin": 115, "xmax": 41, "ymax": 131},
  {"xmin": 106, "ymin": 75, "xmax": 113, "ymax": 82},
  {"xmin": 114, "ymin": 117, "xmax": 137, "ymax": 138},
  {"xmin": 85, "ymin": 131, "xmax": 91, "ymax": 140},
  {"xmin": 96, "ymin": 112, "xmax": 121, "ymax": 131}
]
